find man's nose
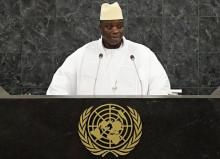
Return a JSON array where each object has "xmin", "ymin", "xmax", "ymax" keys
[{"xmin": 112, "ymin": 26, "xmax": 119, "ymax": 34}]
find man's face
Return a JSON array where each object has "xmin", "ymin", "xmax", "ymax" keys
[{"xmin": 99, "ymin": 20, "xmax": 124, "ymax": 48}]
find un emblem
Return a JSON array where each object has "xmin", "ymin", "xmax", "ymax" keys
[{"xmin": 78, "ymin": 104, "xmax": 142, "ymax": 157}]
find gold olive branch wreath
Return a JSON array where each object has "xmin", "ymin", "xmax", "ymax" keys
[{"xmin": 78, "ymin": 106, "xmax": 142, "ymax": 157}]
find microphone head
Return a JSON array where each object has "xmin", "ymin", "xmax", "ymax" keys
[
  {"xmin": 130, "ymin": 55, "xmax": 135, "ymax": 61},
  {"xmin": 99, "ymin": 53, "xmax": 103, "ymax": 59}
]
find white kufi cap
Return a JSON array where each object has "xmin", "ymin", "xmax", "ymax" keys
[{"xmin": 100, "ymin": 2, "xmax": 123, "ymax": 20}]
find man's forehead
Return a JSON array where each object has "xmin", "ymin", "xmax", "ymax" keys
[{"xmin": 100, "ymin": 19, "xmax": 123, "ymax": 24}]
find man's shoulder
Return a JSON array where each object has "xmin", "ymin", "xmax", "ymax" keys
[
  {"xmin": 126, "ymin": 39, "xmax": 154, "ymax": 55},
  {"xmin": 82, "ymin": 39, "xmax": 99, "ymax": 50},
  {"xmin": 56, "ymin": 39, "xmax": 99, "ymax": 70}
]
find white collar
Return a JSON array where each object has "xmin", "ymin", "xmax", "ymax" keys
[{"xmin": 98, "ymin": 36, "xmax": 127, "ymax": 54}]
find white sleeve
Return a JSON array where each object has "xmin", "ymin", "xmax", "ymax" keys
[
  {"xmin": 148, "ymin": 51, "xmax": 171, "ymax": 95},
  {"xmin": 46, "ymin": 55, "xmax": 77, "ymax": 95}
]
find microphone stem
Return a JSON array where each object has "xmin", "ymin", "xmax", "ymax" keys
[
  {"xmin": 132, "ymin": 61, "xmax": 143, "ymax": 96},
  {"xmin": 93, "ymin": 57, "xmax": 102, "ymax": 95}
]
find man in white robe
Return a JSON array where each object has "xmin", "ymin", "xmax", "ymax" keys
[{"xmin": 47, "ymin": 2, "xmax": 170, "ymax": 95}]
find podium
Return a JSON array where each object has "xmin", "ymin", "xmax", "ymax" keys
[{"xmin": 0, "ymin": 96, "xmax": 220, "ymax": 159}]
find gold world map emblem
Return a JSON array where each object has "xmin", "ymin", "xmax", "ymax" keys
[{"xmin": 78, "ymin": 104, "xmax": 142, "ymax": 157}]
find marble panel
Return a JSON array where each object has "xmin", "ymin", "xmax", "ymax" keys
[
  {"xmin": 55, "ymin": 16, "xmax": 99, "ymax": 55},
  {"xmin": 200, "ymin": 17, "xmax": 220, "ymax": 53},
  {"xmin": 53, "ymin": 52, "xmax": 72, "ymax": 69},
  {"xmin": 21, "ymin": 17, "xmax": 56, "ymax": 55},
  {"xmin": 128, "ymin": 0, "xmax": 162, "ymax": 16},
  {"xmin": 200, "ymin": 0, "xmax": 220, "ymax": 16},
  {"xmin": 127, "ymin": 16, "xmax": 162, "ymax": 53},
  {"xmin": 181, "ymin": 87, "xmax": 199, "ymax": 95},
  {"xmin": 163, "ymin": 16, "xmax": 198, "ymax": 54},
  {"xmin": 56, "ymin": 0, "xmax": 98, "ymax": 18},
  {"xmin": 0, "ymin": 53, "xmax": 21, "ymax": 94},
  {"xmin": 199, "ymin": 53, "xmax": 220, "ymax": 87},
  {"xmin": 20, "ymin": 0, "xmax": 56, "ymax": 18},
  {"xmin": 0, "ymin": 20, "xmax": 21, "ymax": 54},
  {"xmin": 1, "ymin": 0, "xmax": 220, "ymax": 95},
  {"xmin": 153, "ymin": 51, "xmax": 169, "ymax": 68},
  {"xmin": 0, "ymin": 1, "xmax": 22, "ymax": 55},
  {"xmin": 0, "ymin": 0, "xmax": 21, "ymax": 17},
  {"xmin": 3, "ymin": 87, "xmax": 21, "ymax": 95},
  {"xmin": 199, "ymin": 87, "xmax": 217, "ymax": 95},
  {"xmin": 165, "ymin": 52, "xmax": 199, "ymax": 88},
  {"xmin": 20, "ymin": 87, "xmax": 48, "ymax": 95},
  {"xmin": 21, "ymin": 53, "xmax": 56, "ymax": 88},
  {"xmin": 164, "ymin": 0, "xmax": 198, "ymax": 16}
]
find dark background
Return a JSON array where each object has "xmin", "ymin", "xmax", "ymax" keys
[{"xmin": 0, "ymin": 0, "xmax": 220, "ymax": 95}]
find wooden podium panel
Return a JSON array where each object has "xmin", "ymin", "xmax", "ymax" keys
[{"xmin": 0, "ymin": 96, "xmax": 220, "ymax": 159}]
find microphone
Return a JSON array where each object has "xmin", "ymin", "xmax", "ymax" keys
[
  {"xmin": 99, "ymin": 53, "xmax": 103, "ymax": 59},
  {"xmin": 93, "ymin": 53, "xmax": 103, "ymax": 95},
  {"xmin": 130, "ymin": 55, "xmax": 143, "ymax": 95}
]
